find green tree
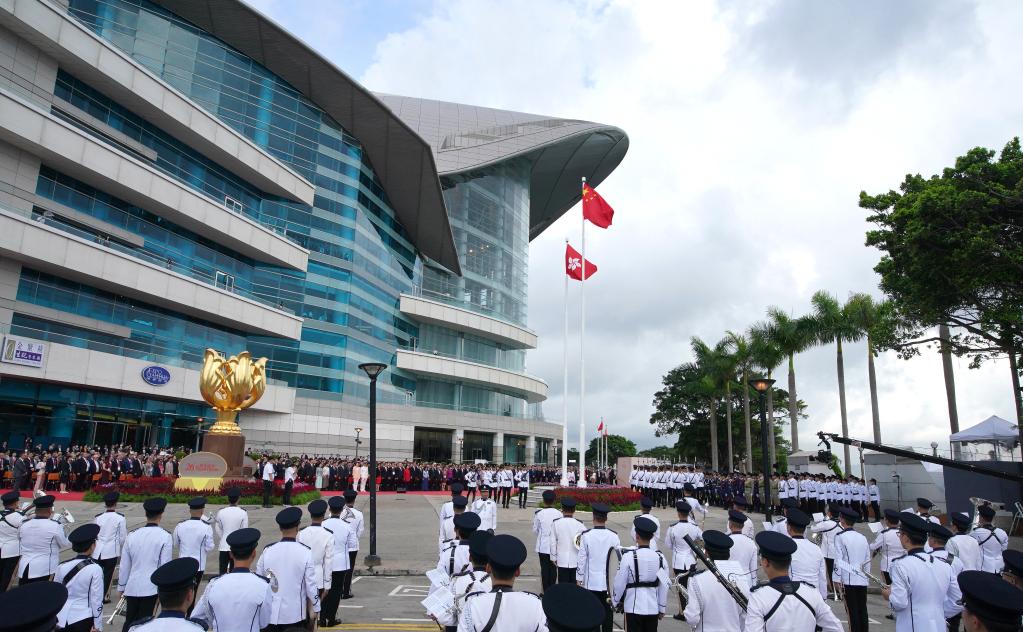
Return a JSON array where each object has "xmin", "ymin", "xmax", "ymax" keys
[
  {"xmin": 725, "ymin": 331, "xmax": 756, "ymax": 476},
  {"xmin": 690, "ymin": 337, "xmax": 734, "ymax": 471},
  {"xmin": 750, "ymin": 323, "xmax": 784, "ymax": 469},
  {"xmin": 638, "ymin": 445, "xmax": 678, "ymax": 460},
  {"xmin": 860, "ymin": 138, "xmax": 1023, "ymax": 432},
  {"xmin": 767, "ymin": 307, "xmax": 815, "ymax": 451},
  {"xmin": 585, "ymin": 434, "xmax": 637, "ymax": 466}
]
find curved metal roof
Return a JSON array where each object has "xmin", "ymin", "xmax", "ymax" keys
[
  {"xmin": 374, "ymin": 95, "xmax": 629, "ymax": 239},
  {"xmin": 152, "ymin": 0, "xmax": 461, "ymax": 274}
]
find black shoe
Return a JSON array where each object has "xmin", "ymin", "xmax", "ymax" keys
[
  {"xmin": 341, "ymin": 593, "xmax": 353, "ymax": 600},
  {"xmin": 673, "ymin": 614, "xmax": 685, "ymax": 621},
  {"xmin": 885, "ymin": 614, "xmax": 894, "ymax": 620}
]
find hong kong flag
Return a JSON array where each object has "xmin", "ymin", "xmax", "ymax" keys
[
  {"xmin": 582, "ymin": 183, "xmax": 614, "ymax": 228},
  {"xmin": 565, "ymin": 243, "xmax": 597, "ymax": 281}
]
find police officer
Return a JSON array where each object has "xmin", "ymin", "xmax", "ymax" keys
[
  {"xmin": 298, "ymin": 498, "xmax": 334, "ymax": 607},
  {"xmin": 543, "ymin": 583, "xmax": 606, "ymax": 632},
  {"xmin": 663, "ymin": 500, "xmax": 701, "ymax": 620},
  {"xmin": 0, "ymin": 580, "xmax": 68, "ymax": 632},
  {"xmin": 441, "ymin": 497, "xmax": 470, "ymax": 550},
  {"xmin": 255, "ymin": 506, "xmax": 320, "ymax": 631},
  {"xmin": 55, "ymin": 524, "xmax": 103, "ymax": 632},
  {"xmin": 958, "ymin": 570, "xmax": 1023, "ymax": 632},
  {"xmin": 576, "ymin": 502, "xmax": 620, "ymax": 632},
  {"xmin": 128, "ymin": 557, "xmax": 206, "ymax": 631},
  {"xmin": 726, "ymin": 509, "xmax": 758, "ymax": 589},
  {"xmin": 94, "ymin": 491, "xmax": 127, "ymax": 603},
  {"xmin": 947, "ymin": 513, "xmax": 981, "ymax": 572},
  {"xmin": 550, "ymin": 497, "xmax": 586, "ymax": 584},
  {"xmin": 438, "ymin": 512, "xmax": 480, "ymax": 580},
  {"xmin": 1002, "ymin": 550, "xmax": 1023, "ymax": 590},
  {"xmin": 439, "ymin": 484, "xmax": 465, "ymax": 539},
  {"xmin": 929, "ymin": 522, "xmax": 965, "ymax": 631},
  {"xmin": 682, "ymin": 530, "xmax": 750, "ymax": 631},
  {"xmin": 531, "ymin": 490, "xmax": 560, "ymax": 593},
  {"xmin": 339, "ymin": 489, "xmax": 363, "ymax": 600},
  {"xmin": 809, "ymin": 504, "xmax": 842, "ymax": 598},
  {"xmin": 971, "ymin": 504, "xmax": 1008, "ymax": 573},
  {"xmin": 321, "ymin": 496, "xmax": 357, "ymax": 627},
  {"xmin": 438, "ymin": 531, "xmax": 493, "ymax": 632},
  {"xmin": 786, "ymin": 509, "xmax": 827, "ymax": 599},
  {"xmin": 611, "ymin": 516, "xmax": 669, "ymax": 632},
  {"xmin": 883, "ymin": 512, "xmax": 956, "ymax": 632},
  {"xmin": 471, "ymin": 486, "xmax": 498, "ymax": 533},
  {"xmin": 214, "ymin": 487, "xmax": 247, "ymax": 575},
  {"xmin": 725, "ymin": 496, "xmax": 754, "ymax": 538},
  {"xmin": 632, "ymin": 497, "xmax": 661, "ymax": 549},
  {"xmin": 870, "ymin": 509, "xmax": 905, "ymax": 586},
  {"xmin": 458, "ymin": 534, "xmax": 545, "ymax": 632},
  {"xmin": 832, "ymin": 506, "xmax": 869, "ymax": 632},
  {"xmin": 118, "ymin": 497, "xmax": 172, "ymax": 632},
  {"xmin": 0, "ymin": 490, "xmax": 23, "ymax": 591},
  {"xmin": 18, "ymin": 495, "xmax": 70, "ymax": 584},
  {"xmin": 744, "ymin": 531, "xmax": 843, "ymax": 632},
  {"xmin": 192, "ymin": 527, "xmax": 274, "ymax": 632},
  {"xmin": 172, "ymin": 497, "xmax": 213, "ymax": 614}
]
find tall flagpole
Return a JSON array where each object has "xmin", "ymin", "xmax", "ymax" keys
[
  {"xmin": 561, "ymin": 237, "xmax": 569, "ymax": 486},
  {"xmin": 578, "ymin": 176, "xmax": 588, "ymax": 488}
]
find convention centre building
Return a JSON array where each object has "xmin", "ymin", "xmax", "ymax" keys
[{"xmin": 0, "ymin": 0, "xmax": 628, "ymax": 462}]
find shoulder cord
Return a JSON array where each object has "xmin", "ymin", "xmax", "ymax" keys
[
  {"xmin": 479, "ymin": 591, "xmax": 503, "ymax": 632},
  {"xmin": 764, "ymin": 585, "xmax": 815, "ymax": 621}
]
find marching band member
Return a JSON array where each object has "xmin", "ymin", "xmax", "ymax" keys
[
  {"xmin": 457, "ymin": 534, "xmax": 545, "ymax": 632},
  {"xmin": 928, "ymin": 523, "xmax": 965, "ymax": 631},
  {"xmin": 297, "ymin": 499, "xmax": 335, "ymax": 606},
  {"xmin": 744, "ymin": 531, "xmax": 843, "ymax": 632},
  {"xmin": 725, "ymin": 496, "xmax": 754, "ymax": 538},
  {"xmin": 971, "ymin": 504, "xmax": 1008, "ymax": 573},
  {"xmin": 663, "ymin": 500, "xmax": 701, "ymax": 620},
  {"xmin": 172, "ymin": 497, "xmax": 214, "ymax": 614},
  {"xmin": 0, "ymin": 490, "xmax": 24, "ymax": 592},
  {"xmin": 437, "ymin": 531, "xmax": 493, "ymax": 632},
  {"xmin": 118, "ymin": 498, "xmax": 172, "ymax": 632},
  {"xmin": 94, "ymin": 491, "xmax": 127, "ymax": 603},
  {"xmin": 611, "ymin": 517, "xmax": 669, "ymax": 632},
  {"xmin": 441, "ymin": 497, "xmax": 469, "ymax": 552},
  {"xmin": 957, "ymin": 570, "xmax": 1023, "ymax": 632},
  {"xmin": 439, "ymin": 485, "xmax": 465, "ymax": 541},
  {"xmin": 869, "ymin": 509, "xmax": 905, "ymax": 586},
  {"xmin": 18, "ymin": 495, "xmax": 70, "ymax": 585},
  {"xmin": 576, "ymin": 503, "xmax": 620, "ymax": 632},
  {"xmin": 471, "ymin": 486, "xmax": 498, "ymax": 533},
  {"xmin": 682, "ymin": 530, "xmax": 750, "ymax": 631},
  {"xmin": 1002, "ymin": 550, "xmax": 1023, "ymax": 590},
  {"xmin": 532, "ymin": 490, "xmax": 561, "ymax": 593},
  {"xmin": 550, "ymin": 497, "xmax": 585, "ymax": 584},
  {"xmin": 55, "ymin": 524, "xmax": 104, "ymax": 632},
  {"xmin": 192, "ymin": 527, "xmax": 274, "ymax": 632},
  {"xmin": 632, "ymin": 498, "xmax": 660, "ymax": 550},
  {"xmin": 320, "ymin": 496, "xmax": 357, "ymax": 627},
  {"xmin": 810, "ymin": 504, "xmax": 842, "ymax": 598},
  {"xmin": 438, "ymin": 512, "xmax": 480, "ymax": 581},
  {"xmin": 340, "ymin": 489, "xmax": 363, "ymax": 600},
  {"xmin": 726, "ymin": 509, "xmax": 758, "ymax": 589},
  {"xmin": 947, "ymin": 513, "xmax": 981, "ymax": 572},
  {"xmin": 883, "ymin": 513, "xmax": 957, "ymax": 632},
  {"xmin": 832, "ymin": 507, "xmax": 869, "ymax": 632},
  {"xmin": 214, "ymin": 487, "xmax": 248, "ymax": 575},
  {"xmin": 128, "ymin": 557, "xmax": 206, "ymax": 631},
  {"xmin": 785, "ymin": 509, "xmax": 827, "ymax": 599},
  {"xmin": 543, "ymin": 583, "xmax": 606, "ymax": 632},
  {"xmin": 255, "ymin": 507, "xmax": 320, "ymax": 629}
]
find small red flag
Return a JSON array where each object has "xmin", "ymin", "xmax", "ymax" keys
[
  {"xmin": 597, "ymin": 420, "xmax": 604, "ymax": 432},
  {"xmin": 582, "ymin": 183, "xmax": 614, "ymax": 228},
  {"xmin": 565, "ymin": 243, "xmax": 597, "ymax": 281}
]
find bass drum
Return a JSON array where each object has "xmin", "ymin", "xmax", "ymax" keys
[{"xmin": 605, "ymin": 546, "xmax": 632, "ymax": 631}]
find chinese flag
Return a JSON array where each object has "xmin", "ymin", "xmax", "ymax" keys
[
  {"xmin": 582, "ymin": 183, "xmax": 614, "ymax": 228},
  {"xmin": 565, "ymin": 243, "xmax": 597, "ymax": 281},
  {"xmin": 597, "ymin": 420, "xmax": 604, "ymax": 432}
]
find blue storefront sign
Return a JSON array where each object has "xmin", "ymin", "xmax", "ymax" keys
[{"xmin": 141, "ymin": 365, "xmax": 172, "ymax": 386}]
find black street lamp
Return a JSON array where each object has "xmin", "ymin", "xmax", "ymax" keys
[
  {"xmin": 458, "ymin": 437, "xmax": 464, "ymax": 463},
  {"xmin": 354, "ymin": 427, "xmax": 363, "ymax": 459},
  {"xmin": 749, "ymin": 377, "xmax": 776, "ymax": 522},
  {"xmin": 359, "ymin": 362, "xmax": 387, "ymax": 569}
]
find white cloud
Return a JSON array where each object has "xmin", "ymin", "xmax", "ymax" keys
[{"xmin": 261, "ymin": 0, "xmax": 1023, "ymax": 468}]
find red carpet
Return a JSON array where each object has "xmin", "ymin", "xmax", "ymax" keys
[{"xmin": 4, "ymin": 489, "xmax": 496, "ymax": 503}]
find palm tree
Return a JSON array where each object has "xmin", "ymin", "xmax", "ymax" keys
[
  {"xmin": 846, "ymin": 293, "xmax": 892, "ymax": 443},
  {"xmin": 725, "ymin": 331, "xmax": 755, "ymax": 472},
  {"xmin": 767, "ymin": 307, "xmax": 815, "ymax": 452},
  {"xmin": 690, "ymin": 337, "xmax": 731, "ymax": 471},
  {"xmin": 718, "ymin": 339, "xmax": 740, "ymax": 472},
  {"xmin": 810, "ymin": 290, "xmax": 864, "ymax": 473},
  {"xmin": 750, "ymin": 323, "xmax": 784, "ymax": 472}
]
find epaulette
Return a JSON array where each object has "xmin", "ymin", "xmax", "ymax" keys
[
  {"xmin": 324, "ymin": 527, "xmax": 333, "ymax": 534},
  {"xmin": 129, "ymin": 616, "xmax": 154, "ymax": 627},
  {"xmin": 534, "ymin": 508, "xmax": 541, "ymax": 514},
  {"xmin": 891, "ymin": 553, "xmax": 908, "ymax": 562},
  {"xmin": 520, "ymin": 591, "xmax": 542, "ymax": 599},
  {"xmin": 186, "ymin": 617, "xmax": 209, "ymax": 630},
  {"xmin": 580, "ymin": 528, "xmax": 592, "ymax": 536},
  {"xmin": 574, "ymin": 518, "xmax": 584, "ymax": 524},
  {"xmin": 463, "ymin": 590, "xmax": 488, "ymax": 602},
  {"xmin": 552, "ymin": 517, "xmax": 561, "ymax": 522},
  {"xmin": 750, "ymin": 582, "xmax": 770, "ymax": 592}
]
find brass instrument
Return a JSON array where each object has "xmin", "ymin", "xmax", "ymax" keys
[
  {"xmin": 668, "ymin": 571, "xmax": 691, "ymax": 601},
  {"xmin": 107, "ymin": 596, "xmax": 126, "ymax": 624},
  {"xmin": 265, "ymin": 569, "xmax": 279, "ymax": 593},
  {"xmin": 573, "ymin": 531, "xmax": 583, "ymax": 550},
  {"xmin": 55, "ymin": 508, "xmax": 74, "ymax": 525},
  {"xmin": 969, "ymin": 497, "xmax": 1001, "ymax": 528},
  {"xmin": 201, "ymin": 511, "xmax": 215, "ymax": 525},
  {"xmin": 341, "ymin": 506, "xmax": 355, "ymax": 523}
]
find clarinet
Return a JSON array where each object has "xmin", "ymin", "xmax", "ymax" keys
[{"xmin": 682, "ymin": 535, "xmax": 748, "ymax": 610}]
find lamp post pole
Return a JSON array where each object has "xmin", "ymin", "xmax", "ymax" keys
[
  {"xmin": 354, "ymin": 427, "xmax": 363, "ymax": 459},
  {"xmin": 459, "ymin": 438, "xmax": 464, "ymax": 464},
  {"xmin": 359, "ymin": 362, "xmax": 387, "ymax": 569},
  {"xmin": 749, "ymin": 377, "xmax": 775, "ymax": 522}
]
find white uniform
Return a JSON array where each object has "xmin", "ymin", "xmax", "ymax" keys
[
  {"xmin": 869, "ymin": 525, "xmax": 905, "ymax": 574},
  {"xmin": 630, "ymin": 513, "xmax": 661, "ymax": 548},
  {"xmin": 663, "ymin": 520, "xmax": 702, "ymax": 571},
  {"xmin": 888, "ymin": 550, "xmax": 957, "ymax": 632},
  {"xmin": 214, "ymin": 506, "xmax": 248, "ymax": 553},
  {"xmin": 322, "ymin": 516, "xmax": 357, "ymax": 573},
  {"xmin": 118, "ymin": 524, "xmax": 173, "ymax": 597},
  {"xmin": 471, "ymin": 498, "xmax": 498, "ymax": 531},
  {"xmin": 255, "ymin": 538, "xmax": 320, "ymax": 625},
  {"xmin": 611, "ymin": 546, "xmax": 669, "ymax": 615},
  {"xmin": 770, "ymin": 518, "xmax": 788, "ymax": 536},
  {"xmin": 809, "ymin": 518, "xmax": 840, "ymax": 560},
  {"xmin": 726, "ymin": 516, "xmax": 754, "ymax": 539},
  {"xmin": 173, "ymin": 517, "xmax": 214, "ymax": 566},
  {"xmin": 681, "ymin": 496, "xmax": 707, "ymax": 526},
  {"xmin": 440, "ymin": 516, "xmax": 457, "ymax": 552},
  {"xmin": 550, "ymin": 515, "xmax": 586, "ymax": 570},
  {"xmin": 789, "ymin": 537, "xmax": 827, "ymax": 599},
  {"xmin": 744, "ymin": 579, "xmax": 843, "ymax": 632},
  {"xmin": 532, "ymin": 506, "xmax": 560, "ymax": 555},
  {"xmin": 970, "ymin": 524, "xmax": 1008, "ymax": 573},
  {"xmin": 727, "ymin": 532, "xmax": 758, "ymax": 588},
  {"xmin": 17, "ymin": 516, "xmax": 71, "ymax": 579},
  {"xmin": 192, "ymin": 568, "xmax": 275, "ymax": 632},
  {"xmin": 438, "ymin": 568, "xmax": 492, "ymax": 628},
  {"xmin": 457, "ymin": 588, "xmax": 545, "ymax": 632},
  {"xmin": 438, "ymin": 500, "xmax": 456, "ymax": 538},
  {"xmin": 297, "ymin": 524, "xmax": 335, "ymax": 590},
  {"xmin": 437, "ymin": 540, "xmax": 472, "ymax": 578},
  {"xmin": 128, "ymin": 612, "xmax": 206, "ymax": 631},
  {"xmin": 55, "ymin": 555, "xmax": 104, "ymax": 630},
  {"xmin": 946, "ymin": 532, "xmax": 981, "ymax": 571},
  {"xmin": 831, "ymin": 527, "xmax": 869, "ymax": 590},
  {"xmin": 682, "ymin": 561, "xmax": 750, "ymax": 632},
  {"xmin": 344, "ymin": 506, "xmax": 364, "ymax": 554},
  {"xmin": 0, "ymin": 507, "xmax": 24, "ymax": 559},
  {"xmin": 93, "ymin": 510, "xmax": 127, "ymax": 561},
  {"xmin": 576, "ymin": 526, "xmax": 621, "ymax": 590},
  {"xmin": 931, "ymin": 548, "xmax": 965, "ymax": 620}
]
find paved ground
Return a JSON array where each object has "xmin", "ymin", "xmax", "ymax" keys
[{"xmin": 39, "ymin": 493, "xmax": 1013, "ymax": 631}]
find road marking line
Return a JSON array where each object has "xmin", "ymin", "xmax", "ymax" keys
[
  {"xmin": 351, "ymin": 576, "xmax": 363, "ymax": 583},
  {"xmin": 382, "ymin": 618, "xmax": 432, "ymax": 622},
  {"xmin": 337, "ymin": 605, "xmax": 364, "ymax": 608}
]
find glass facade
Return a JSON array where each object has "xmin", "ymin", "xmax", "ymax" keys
[
  {"xmin": 463, "ymin": 431, "xmax": 494, "ymax": 463},
  {"xmin": 503, "ymin": 434, "xmax": 528, "ymax": 464},
  {"xmin": 412, "ymin": 428, "xmax": 453, "ymax": 462}
]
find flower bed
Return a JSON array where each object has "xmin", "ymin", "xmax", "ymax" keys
[
  {"xmin": 84, "ymin": 477, "xmax": 320, "ymax": 506},
  {"xmin": 551, "ymin": 486, "xmax": 642, "ymax": 512}
]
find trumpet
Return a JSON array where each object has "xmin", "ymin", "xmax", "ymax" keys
[
  {"xmin": 107, "ymin": 596, "xmax": 126, "ymax": 624},
  {"xmin": 201, "ymin": 512, "xmax": 214, "ymax": 525},
  {"xmin": 264, "ymin": 569, "xmax": 279, "ymax": 593},
  {"xmin": 54, "ymin": 507, "xmax": 75, "ymax": 525}
]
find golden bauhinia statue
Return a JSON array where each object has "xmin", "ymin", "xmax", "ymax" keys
[{"xmin": 199, "ymin": 348, "xmax": 268, "ymax": 436}]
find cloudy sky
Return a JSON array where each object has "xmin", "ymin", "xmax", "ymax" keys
[{"xmin": 251, "ymin": 0, "xmax": 1022, "ymax": 465}]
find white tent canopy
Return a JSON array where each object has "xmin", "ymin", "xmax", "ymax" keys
[{"xmin": 949, "ymin": 415, "xmax": 1018, "ymax": 442}]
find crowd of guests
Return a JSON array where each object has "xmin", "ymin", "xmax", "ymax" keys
[{"xmin": 0, "ymin": 442, "xmax": 184, "ymax": 493}]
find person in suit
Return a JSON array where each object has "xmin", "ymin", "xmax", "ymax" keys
[{"xmin": 12, "ymin": 452, "xmax": 31, "ymax": 493}]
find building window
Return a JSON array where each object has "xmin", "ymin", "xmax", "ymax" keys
[
  {"xmin": 504, "ymin": 434, "xmax": 528, "ymax": 464},
  {"xmin": 534, "ymin": 439, "xmax": 549, "ymax": 465},
  {"xmin": 413, "ymin": 427, "xmax": 452, "ymax": 462},
  {"xmin": 463, "ymin": 431, "xmax": 493, "ymax": 463}
]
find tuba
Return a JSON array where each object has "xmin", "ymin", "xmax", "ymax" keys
[{"xmin": 969, "ymin": 497, "xmax": 1001, "ymax": 528}]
